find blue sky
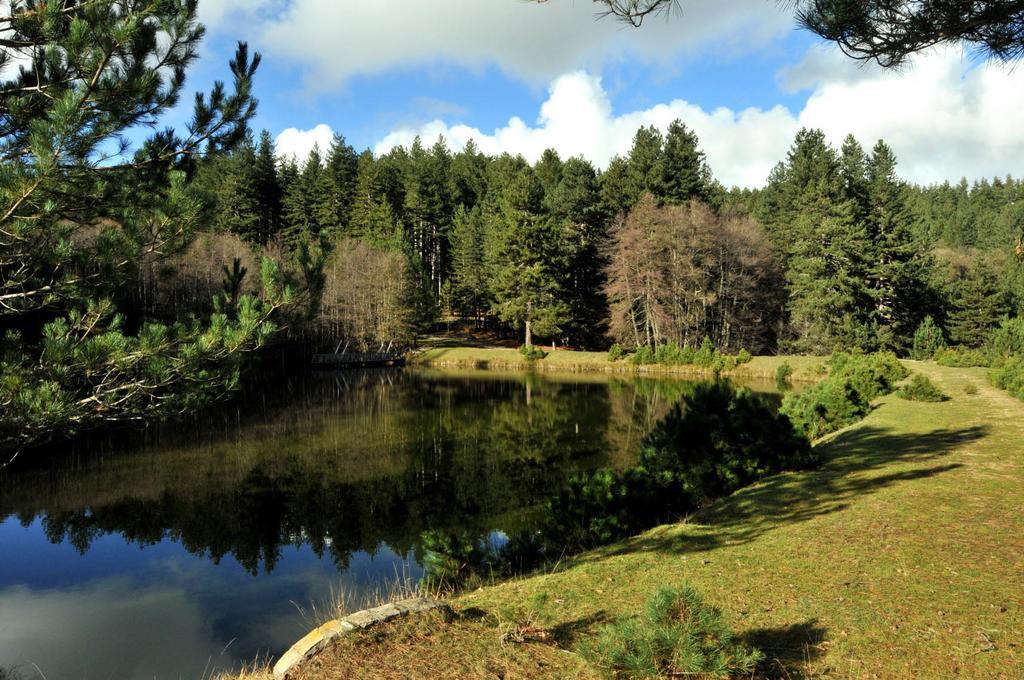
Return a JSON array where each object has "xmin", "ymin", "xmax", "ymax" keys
[{"xmin": 184, "ymin": 0, "xmax": 1024, "ymax": 188}]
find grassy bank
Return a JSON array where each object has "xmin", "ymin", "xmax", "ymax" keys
[
  {"xmin": 283, "ymin": 362, "xmax": 1024, "ymax": 679},
  {"xmin": 411, "ymin": 345, "xmax": 826, "ymax": 383}
]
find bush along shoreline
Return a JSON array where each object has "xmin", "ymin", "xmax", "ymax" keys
[
  {"xmin": 780, "ymin": 352, "xmax": 908, "ymax": 440},
  {"xmin": 421, "ymin": 379, "xmax": 818, "ymax": 591},
  {"xmin": 420, "ymin": 352, "xmax": 911, "ymax": 593}
]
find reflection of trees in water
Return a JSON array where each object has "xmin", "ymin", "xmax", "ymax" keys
[
  {"xmin": 37, "ymin": 452, "xmax": 590, "ymax": 574},
  {"xmin": 5, "ymin": 372, "xmax": 780, "ymax": 575},
  {"xmin": 605, "ymin": 377, "xmax": 700, "ymax": 468},
  {"xmin": 421, "ymin": 382, "xmax": 802, "ymax": 589},
  {"xmin": 4, "ymin": 371, "xmax": 664, "ymax": 574}
]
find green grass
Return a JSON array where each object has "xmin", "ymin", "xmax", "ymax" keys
[
  {"xmin": 288, "ymin": 362, "xmax": 1024, "ymax": 678},
  {"xmin": 412, "ymin": 345, "xmax": 826, "ymax": 383}
]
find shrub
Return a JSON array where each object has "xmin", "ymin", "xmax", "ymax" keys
[
  {"xmin": 910, "ymin": 316, "xmax": 946, "ymax": 360},
  {"xmin": 781, "ymin": 352, "xmax": 909, "ymax": 440},
  {"xmin": 715, "ymin": 354, "xmax": 738, "ymax": 372},
  {"xmin": 992, "ymin": 356, "xmax": 1024, "ymax": 401},
  {"xmin": 654, "ymin": 341, "xmax": 690, "ymax": 365},
  {"xmin": 963, "ymin": 383, "xmax": 979, "ymax": 395},
  {"xmin": 896, "ymin": 374, "xmax": 948, "ymax": 402},
  {"xmin": 639, "ymin": 382, "xmax": 816, "ymax": 507},
  {"xmin": 519, "ymin": 345, "xmax": 547, "ymax": 361},
  {"xmin": 736, "ymin": 348, "xmax": 752, "ymax": 365},
  {"xmin": 693, "ymin": 336, "xmax": 717, "ymax": 367},
  {"xmin": 584, "ymin": 584, "xmax": 763, "ymax": 679},
  {"xmin": 934, "ymin": 347, "xmax": 991, "ymax": 368},
  {"xmin": 988, "ymin": 317, "xmax": 1024, "ymax": 359},
  {"xmin": 539, "ymin": 382, "xmax": 815, "ymax": 553},
  {"xmin": 631, "ymin": 345, "xmax": 656, "ymax": 365},
  {"xmin": 826, "ymin": 351, "xmax": 908, "ymax": 401},
  {"xmin": 775, "ymin": 362, "xmax": 793, "ymax": 390},
  {"xmin": 608, "ymin": 343, "xmax": 625, "ymax": 361},
  {"xmin": 780, "ymin": 378, "xmax": 868, "ymax": 440}
]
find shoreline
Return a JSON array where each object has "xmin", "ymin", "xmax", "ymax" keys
[{"xmin": 408, "ymin": 347, "xmax": 826, "ymax": 384}]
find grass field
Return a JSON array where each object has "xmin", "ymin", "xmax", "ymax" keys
[
  {"xmin": 411, "ymin": 344, "xmax": 827, "ymax": 383},
  {"xmin": 281, "ymin": 362, "xmax": 1024, "ymax": 679}
]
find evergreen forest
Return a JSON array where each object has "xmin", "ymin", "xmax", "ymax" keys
[{"xmin": 196, "ymin": 123, "xmax": 1024, "ymax": 358}]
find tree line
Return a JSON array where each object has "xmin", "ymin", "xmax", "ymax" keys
[{"xmin": 194, "ymin": 122, "xmax": 1024, "ymax": 356}]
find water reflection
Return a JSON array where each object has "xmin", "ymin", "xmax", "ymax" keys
[{"xmin": 0, "ymin": 369, "xmax": 778, "ymax": 679}]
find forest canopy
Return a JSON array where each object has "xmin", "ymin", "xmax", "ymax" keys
[{"xmin": 198, "ymin": 118, "xmax": 1024, "ymax": 359}]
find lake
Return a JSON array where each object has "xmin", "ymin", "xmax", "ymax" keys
[{"xmin": 0, "ymin": 368, "xmax": 780, "ymax": 680}]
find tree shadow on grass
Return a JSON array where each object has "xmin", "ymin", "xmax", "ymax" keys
[
  {"xmin": 548, "ymin": 610, "xmax": 612, "ymax": 647},
  {"xmin": 742, "ymin": 619, "xmax": 829, "ymax": 680},
  {"xmin": 593, "ymin": 424, "xmax": 987, "ymax": 558}
]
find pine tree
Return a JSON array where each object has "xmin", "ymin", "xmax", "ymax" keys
[
  {"xmin": 626, "ymin": 125, "xmax": 664, "ymax": 204},
  {"xmin": 0, "ymin": 4, "xmax": 284, "ymax": 458},
  {"xmin": 947, "ymin": 260, "xmax": 1008, "ymax": 347},
  {"xmin": 283, "ymin": 146, "xmax": 324, "ymax": 243},
  {"xmin": 317, "ymin": 134, "xmax": 359, "ymax": 235},
  {"xmin": 866, "ymin": 140, "xmax": 929, "ymax": 350},
  {"xmin": 312, "ymin": 162, "xmax": 339, "ymax": 233},
  {"xmin": 350, "ymin": 151, "xmax": 400, "ymax": 242},
  {"xmin": 403, "ymin": 136, "xmax": 453, "ymax": 297},
  {"xmin": 752, "ymin": 161, "xmax": 790, "ymax": 249},
  {"xmin": 278, "ymin": 156, "xmax": 300, "ymax": 202},
  {"xmin": 839, "ymin": 134, "xmax": 870, "ymax": 223},
  {"xmin": 253, "ymin": 130, "xmax": 283, "ymax": 243},
  {"xmin": 780, "ymin": 129, "xmax": 874, "ymax": 351},
  {"xmin": 600, "ymin": 155, "xmax": 634, "ymax": 218},
  {"xmin": 450, "ymin": 139, "xmax": 488, "ymax": 210},
  {"xmin": 911, "ymin": 316, "xmax": 946, "ymax": 359},
  {"xmin": 653, "ymin": 119, "xmax": 706, "ymax": 204},
  {"xmin": 449, "ymin": 205, "xmax": 489, "ymax": 324},
  {"xmin": 548, "ymin": 157, "xmax": 609, "ymax": 346},
  {"xmin": 491, "ymin": 169, "xmax": 569, "ymax": 347},
  {"xmin": 214, "ymin": 136, "xmax": 262, "ymax": 242},
  {"xmin": 786, "ymin": 201, "xmax": 875, "ymax": 352},
  {"xmin": 535, "ymin": 148, "xmax": 564, "ymax": 199}
]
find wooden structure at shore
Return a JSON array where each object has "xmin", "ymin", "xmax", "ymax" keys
[{"xmin": 312, "ymin": 341, "xmax": 406, "ymax": 368}]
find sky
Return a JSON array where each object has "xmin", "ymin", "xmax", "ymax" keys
[{"xmin": 184, "ymin": 0, "xmax": 1024, "ymax": 189}]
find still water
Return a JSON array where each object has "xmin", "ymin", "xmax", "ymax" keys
[{"xmin": 0, "ymin": 368, "xmax": 778, "ymax": 680}]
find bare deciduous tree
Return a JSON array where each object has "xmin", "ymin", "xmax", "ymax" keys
[
  {"xmin": 605, "ymin": 195, "xmax": 783, "ymax": 352},
  {"xmin": 318, "ymin": 239, "xmax": 418, "ymax": 351}
]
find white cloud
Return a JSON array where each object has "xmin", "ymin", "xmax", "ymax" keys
[
  {"xmin": 796, "ymin": 49, "xmax": 1024, "ymax": 185},
  {"xmin": 372, "ymin": 50, "xmax": 1024, "ymax": 188},
  {"xmin": 275, "ymin": 123, "xmax": 335, "ymax": 163},
  {"xmin": 374, "ymin": 71, "xmax": 795, "ymax": 188},
  {"xmin": 196, "ymin": 0, "xmax": 277, "ymax": 28},
  {"xmin": 206, "ymin": 0, "xmax": 791, "ymax": 91}
]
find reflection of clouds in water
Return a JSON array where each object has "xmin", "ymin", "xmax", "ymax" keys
[
  {"xmin": 0, "ymin": 580, "xmax": 217, "ymax": 680},
  {"xmin": 0, "ymin": 541, "xmax": 422, "ymax": 680},
  {"xmin": 0, "ymin": 372, "xmax": 632, "ymax": 678}
]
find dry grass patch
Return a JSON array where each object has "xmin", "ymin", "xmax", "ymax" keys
[{"xmin": 291, "ymin": 608, "xmax": 595, "ymax": 680}]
